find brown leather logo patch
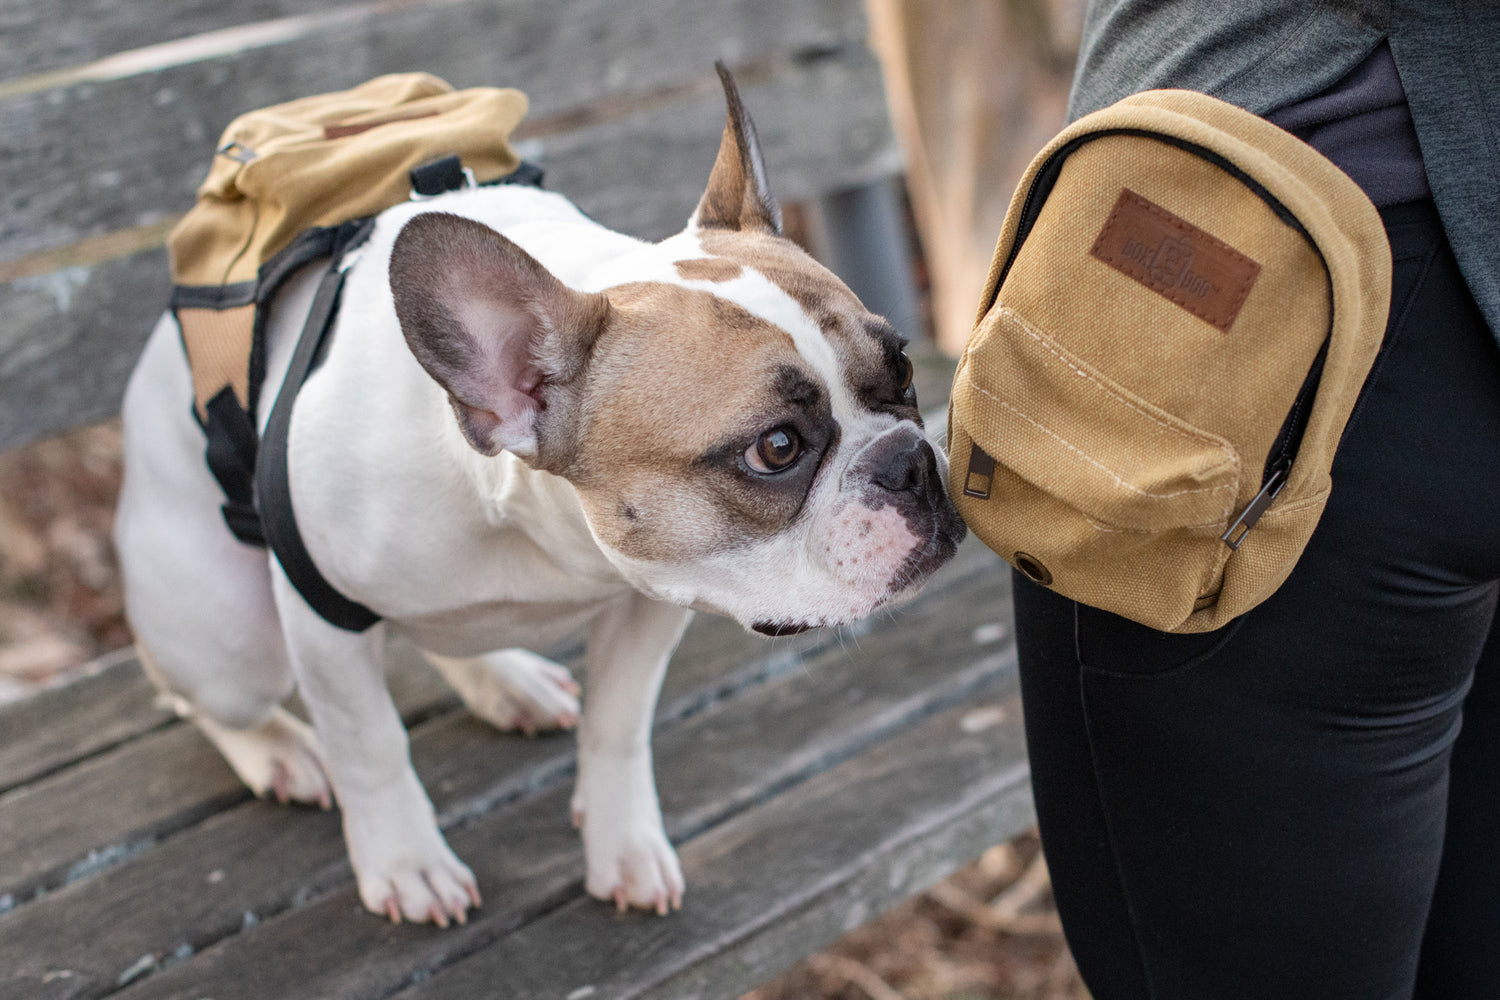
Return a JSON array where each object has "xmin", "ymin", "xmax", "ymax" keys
[{"xmin": 1090, "ymin": 189, "xmax": 1261, "ymax": 332}]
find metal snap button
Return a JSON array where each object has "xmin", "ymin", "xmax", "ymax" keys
[{"xmin": 1014, "ymin": 552, "xmax": 1053, "ymax": 586}]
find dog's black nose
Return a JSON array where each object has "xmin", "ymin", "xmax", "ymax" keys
[{"xmin": 873, "ymin": 437, "xmax": 938, "ymax": 494}]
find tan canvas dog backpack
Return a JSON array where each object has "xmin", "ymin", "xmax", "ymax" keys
[
  {"xmin": 169, "ymin": 72, "xmax": 528, "ymax": 431},
  {"xmin": 948, "ymin": 90, "xmax": 1392, "ymax": 633},
  {"xmin": 165, "ymin": 73, "xmax": 534, "ymax": 629}
]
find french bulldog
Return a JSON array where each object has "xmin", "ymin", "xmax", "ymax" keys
[{"xmin": 114, "ymin": 67, "xmax": 965, "ymax": 927}]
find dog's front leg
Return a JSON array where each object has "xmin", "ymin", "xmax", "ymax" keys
[
  {"xmin": 575, "ymin": 593, "xmax": 693, "ymax": 914},
  {"xmin": 269, "ymin": 572, "xmax": 479, "ymax": 926}
]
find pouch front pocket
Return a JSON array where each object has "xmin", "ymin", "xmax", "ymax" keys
[
  {"xmin": 950, "ymin": 303, "xmax": 1246, "ymax": 631},
  {"xmin": 954, "ymin": 304, "xmax": 1241, "ymax": 532}
]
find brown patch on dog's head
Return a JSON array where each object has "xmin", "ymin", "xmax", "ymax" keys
[
  {"xmin": 563, "ymin": 255, "xmax": 959, "ymax": 632},
  {"xmin": 564, "ymin": 281, "xmax": 836, "ymax": 564},
  {"xmin": 674, "ymin": 257, "xmax": 744, "ymax": 282},
  {"xmin": 697, "ymin": 228, "xmax": 922, "ymax": 421}
]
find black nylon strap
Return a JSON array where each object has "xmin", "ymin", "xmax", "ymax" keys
[
  {"xmin": 203, "ymin": 387, "xmax": 265, "ymax": 546},
  {"xmin": 410, "ymin": 154, "xmax": 466, "ymax": 197},
  {"xmin": 250, "ymin": 225, "xmax": 370, "ymax": 419},
  {"xmin": 171, "ymin": 281, "xmax": 258, "ymax": 310},
  {"xmin": 410, "ymin": 155, "xmax": 547, "ymax": 197},
  {"xmin": 495, "ymin": 160, "xmax": 545, "ymax": 189},
  {"xmin": 255, "ymin": 220, "xmax": 380, "ymax": 632}
]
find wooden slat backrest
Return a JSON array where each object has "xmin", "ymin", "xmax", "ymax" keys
[{"xmin": 0, "ymin": 0, "xmax": 900, "ymax": 452}]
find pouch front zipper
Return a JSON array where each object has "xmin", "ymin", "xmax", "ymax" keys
[{"xmin": 1221, "ymin": 338, "xmax": 1330, "ymax": 547}]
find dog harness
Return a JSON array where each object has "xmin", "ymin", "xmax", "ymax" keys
[{"xmin": 214, "ymin": 158, "xmax": 545, "ymax": 632}]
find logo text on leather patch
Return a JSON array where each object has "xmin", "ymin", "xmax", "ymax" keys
[{"xmin": 1090, "ymin": 188, "xmax": 1261, "ymax": 332}]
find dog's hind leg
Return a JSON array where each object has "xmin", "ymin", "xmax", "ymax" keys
[
  {"xmin": 136, "ymin": 643, "xmax": 330, "ymax": 807},
  {"xmin": 115, "ymin": 313, "xmax": 331, "ymax": 808},
  {"xmin": 421, "ymin": 649, "xmax": 581, "ymax": 736}
]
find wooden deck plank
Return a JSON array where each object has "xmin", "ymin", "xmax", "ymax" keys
[
  {"xmin": 0, "ymin": 650, "xmax": 170, "ymax": 795},
  {"xmin": 0, "ymin": 54, "xmax": 897, "ymax": 453},
  {"xmin": 0, "ymin": 0, "xmax": 871, "ymax": 262},
  {"xmin": 0, "ymin": 645, "xmax": 453, "ymax": 907},
  {"xmin": 0, "ymin": 721, "xmax": 245, "ymax": 911},
  {"xmin": 39, "ymin": 548, "xmax": 1013, "ymax": 1000},
  {"xmin": 0, "ymin": 586, "xmax": 842, "ymax": 914},
  {"xmin": 0, "ymin": 0, "xmax": 323, "ymax": 81},
  {"xmin": 0, "ymin": 250, "xmax": 162, "ymax": 451},
  {"xmin": 402, "ymin": 680, "xmax": 1031, "ymax": 1000},
  {"xmin": 0, "ymin": 640, "xmax": 458, "ymax": 799}
]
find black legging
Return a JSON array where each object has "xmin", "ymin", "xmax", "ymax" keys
[{"xmin": 1013, "ymin": 199, "xmax": 1500, "ymax": 1000}]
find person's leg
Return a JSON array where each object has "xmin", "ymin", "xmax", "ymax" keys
[
  {"xmin": 1016, "ymin": 200, "xmax": 1500, "ymax": 1000},
  {"xmin": 1014, "ymin": 575, "xmax": 1157, "ymax": 997},
  {"xmin": 1414, "ymin": 607, "xmax": 1500, "ymax": 998}
]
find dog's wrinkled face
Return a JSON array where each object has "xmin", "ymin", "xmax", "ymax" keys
[
  {"xmin": 567, "ymin": 231, "xmax": 964, "ymax": 633},
  {"xmin": 390, "ymin": 67, "xmax": 964, "ymax": 633}
]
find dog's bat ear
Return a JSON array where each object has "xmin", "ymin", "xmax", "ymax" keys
[
  {"xmin": 389, "ymin": 212, "xmax": 608, "ymax": 462},
  {"xmin": 692, "ymin": 62, "xmax": 782, "ymax": 235}
]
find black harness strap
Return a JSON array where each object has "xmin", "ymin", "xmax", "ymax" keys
[
  {"xmin": 203, "ymin": 386, "xmax": 265, "ymax": 544},
  {"xmin": 255, "ymin": 218, "xmax": 381, "ymax": 632},
  {"xmin": 195, "ymin": 225, "xmax": 362, "ymax": 548}
]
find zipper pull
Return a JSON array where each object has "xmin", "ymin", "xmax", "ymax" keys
[
  {"xmin": 964, "ymin": 445, "xmax": 997, "ymax": 499},
  {"xmin": 1221, "ymin": 462, "xmax": 1290, "ymax": 550}
]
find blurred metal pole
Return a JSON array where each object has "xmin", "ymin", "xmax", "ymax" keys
[{"xmin": 812, "ymin": 177, "xmax": 924, "ymax": 342}]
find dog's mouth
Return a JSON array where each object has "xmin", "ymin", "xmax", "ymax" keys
[
  {"xmin": 748, "ymin": 501, "xmax": 964, "ymax": 639},
  {"xmin": 896, "ymin": 522, "xmax": 962, "ymax": 590},
  {"xmin": 751, "ymin": 620, "xmax": 818, "ymax": 637},
  {"xmin": 881, "ymin": 493, "xmax": 966, "ymax": 592}
]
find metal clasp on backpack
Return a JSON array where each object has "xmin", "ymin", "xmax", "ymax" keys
[{"xmin": 218, "ymin": 141, "xmax": 257, "ymax": 164}]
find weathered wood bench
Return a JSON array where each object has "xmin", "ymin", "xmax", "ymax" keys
[{"xmin": 0, "ymin": 2, "xmax": 1032, "ymax": 997}]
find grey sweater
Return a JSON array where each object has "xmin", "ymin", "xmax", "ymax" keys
[{"xmin": 1067, "ymin": 0, "xmax": 1499, "ymax": 340}]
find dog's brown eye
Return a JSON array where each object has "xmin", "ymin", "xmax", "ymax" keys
[
  {"xmin": 745, "ymin": 427, "xmax": 802, "ymax": 474},
  {"xmin": 895, "ymin": 351, "xmax": 914, "ymax": 393}
]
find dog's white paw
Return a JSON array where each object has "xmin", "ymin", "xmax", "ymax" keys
[
  {"xmin": 576, "ymin": 754, "xmax": 683, "ymax": 914},
  {"xmin": 346, "ymin": 806, "xmax": 481, "ymax": 927},
  {"xmin": 583, "ymin": 818, "xmax": 685, "ymax": 915},
  {"xmin": 196, "ymin": 707, "xmax": 333, "ymax": 809},
  {"xmin": 427, "ymin": 649, "xmax": 581, "ymax": 736}
]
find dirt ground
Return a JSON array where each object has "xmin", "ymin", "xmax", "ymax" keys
[
  {"xmin": 745, "ymin": 833, "xmax": 1090, "ymax": 1000},
  {"xmin": 0, "ymin": 424, "xmax": 129, "ymax": 704},
  {"xmin": 0, "ymin": 422, "xmax": 1089, "ymax": 999}
]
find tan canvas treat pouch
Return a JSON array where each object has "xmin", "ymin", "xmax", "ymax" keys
[{"xmin": 948, "ymin": 89, "xmax": 1392, "ymax": 633}]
